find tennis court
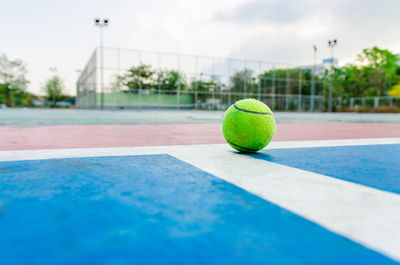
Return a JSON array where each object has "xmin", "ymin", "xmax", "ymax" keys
[{"xmin": 1, "ymin": 109, "xmax": 400, "ymax": 264}]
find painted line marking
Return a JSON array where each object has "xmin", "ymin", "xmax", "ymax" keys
[
  {"xmin": 1, "ymin": 138, "xmax": 400, "ymax": 162},
  {"xmin": 1, "ymin": 138, "xmax": 400, "ymax": 261},
  {"xmin": 1, "ymin": 155, "xmax": 396, "ymax": 264}
]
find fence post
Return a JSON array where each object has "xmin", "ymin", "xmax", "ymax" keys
[
  {"xmin": 350, "ymin": 98, "xmax": 354, "ymax": 108},
  {"xmin": 158, "ymin": 75, "xmax": 161, "ymax": 110},
  {"xmin": 243, "ymin": 77, "xmax": 247, "ymax": 98},
  {"xmin": 177, "ymin": 54, "xmax": 180, "ymax": 110},
  {"xmin": 285, "ymin": 70, "xmax": 290, "ymax": 111},
  {"xmin": 374, "ymin": 97, "xmax": 379, "ymax": 108},
  {"xmin": 177, "ymin": 81, "xmax": 180, "ymax": 110},
  {"xmin": 228, "ymin": 59, "xmax": 232, "ymax": 106},
  {"xmin": 138, "ymin": 82, "xmax": 142, "ymax": 110},
  {"xmin": 138, "ymin": 50, "xmax": 142, "ymax": 110},
  {"xmin": 311, "ymin": 68, "xmax": 315, "ymax": 113},
  {"xmin": 158, "ymin": 52, "xmax": 162, "ymax": 109},
  {"xmin": 195, "ymin": 84, "xmax": 198, "ymax": 109},
  {"xmin": 177, "ymin": 89, "xmax": 180, "ymax": 110},
  {"xmin": 212, "ymin": 83, "xmax": 215, "ymax": 110},
  {"xmin": 194, "ymin": 56, "xmax": 198, "ymax": 109},
  {"xmin": 257, "ymin": 62, "xmax": 262, "ymax": 101},
  {"xmin": 272, "ymin": 69, "xmax": 276, "ymax": 111},
  {"xmin": 298, "ymin": 70, "xmax": 302, "ymax": 112},
  {"xmin": 219, "ymin": 84, "xmax": 222, "ymax": 110}
]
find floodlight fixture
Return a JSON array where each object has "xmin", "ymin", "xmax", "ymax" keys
[
  {"xmin": 327, "ymin": 38, "xmax": 338, "ymax": 112},
  {"xmin": 95, "ymin": 18, "xmax": 109, "ymax": 27},
  {"xmin": 328, "ymin": 39, "xmax": 338, "ymax": 48}
]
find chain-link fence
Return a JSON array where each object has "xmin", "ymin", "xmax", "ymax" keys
[
  {"xmin": 77, "ymin": 47, "xmax": 327, "ymax": 111},
  {"xmin": 332, "ymin": 96, "xmax": 400, "ymax": 112}
]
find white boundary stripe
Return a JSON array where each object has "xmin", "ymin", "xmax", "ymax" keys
[
  {"xmin": 1, "ymin": 138, "xmax": 400, "ymax": 162},
  {"xmin": 1, "ymin": 138, "xmax": 400, "ymax": 261},
  {"xmin": 269, "ymin": 137, "xmax": 400, "ymax": 149},
  {"xmin": 170, "ymin": 144, "xmax": 400, "ymax": 262}
]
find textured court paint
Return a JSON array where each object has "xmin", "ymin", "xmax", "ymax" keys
[
  {"xmin": 1, "ymin": 140, "xmax": 400, "ymax": 260},
  {"xmin": 257, "ymin": 144, "xmax": 400, "ymax": 194},
  {"xmin": 0, "ymin": 155, "xmax": 398, "ymax": 265},
  {"xmin": 1, "ymin": 123, "xmax": 400, "ymax": 151}
]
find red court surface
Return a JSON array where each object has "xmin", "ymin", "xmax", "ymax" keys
[{"xmin": 1, "ymin": 123, "xmax": 400, "ymax": 151}]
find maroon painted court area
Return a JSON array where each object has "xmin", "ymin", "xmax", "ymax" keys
[{"xmin": 1, "ymin": 123, "xmax": 400, "ymax": 151}]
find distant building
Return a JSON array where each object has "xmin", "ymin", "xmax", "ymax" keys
[
  {"xmin": 300, "ymin": 58, "xmax": 338, "ymax": 76},
  {"xmin": 322, "ymin": 58, "xmax": 339, "ymax": 68},
  {"xmin": 300, "ymin": 64, "xmax": 326, "ymax": 76}
]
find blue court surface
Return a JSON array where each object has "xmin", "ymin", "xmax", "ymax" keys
[
  {"xmin": 1, "ymin": 139, "xmax": 400, "ymax": 264},
  {"xmin": 256, "ymin": 144, "xmax": 400, "ymax": 194}
]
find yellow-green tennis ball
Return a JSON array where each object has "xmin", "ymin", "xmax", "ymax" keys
[{"xmin": 222, "ymin": 98, "xmax": 276, "ymax": 152}]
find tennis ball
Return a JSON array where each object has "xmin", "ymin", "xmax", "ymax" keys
[{"xmin": 222, "ymin": 98, "xmax": 276, "ymax": 152}]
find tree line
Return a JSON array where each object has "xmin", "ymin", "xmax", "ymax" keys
[
  {"xmin": 2, "ymin": 46, "xmax": 399, "ymax": 108},
  {"xmin": 0, "ymin": 54, "xmax": 72, "ymax": 107},
  {"xmin": 113, "ymin": 64, "xmax": 322, "ymax": 96},
  {"xmin": 114, "ymin": 46, "xmax": 400, "ymax": 99},
  {"xmin": 331, "ymin": 47, "xmax": 400, "ymax": 98}
]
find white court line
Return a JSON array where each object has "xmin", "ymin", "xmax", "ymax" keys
[
  {"xmin": 1, "ymin": 138, "xmax": 400, "ymax": 261},
  {"xmin": 169, "ymin": 144, "xmax": 400, "ymax": 262},
  {"xmin": 1, "ymin": 138, "xmax": 400, "ymax": 162}
]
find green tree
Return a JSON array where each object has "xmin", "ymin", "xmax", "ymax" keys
[
  {"xmin": 357, "ymin": 47, "xmax": 399, "ymax": 96},
  {"xmin": 43, "ymin": 75, "xmax": 65, "ymax": 107},
  {"xmin": 258, "ymin": 68, "xmax": 325, "ymax": 96},
  {"xmin": 156, "ymin": 70, "xmax": 187, "ymax": 93},
  {"xmin": 117, "ymin": 65, "xmax": 188, "ymax": 94},
  {"xmin": 121, "ymin": 64, "xmax": 155, "ymax": 91},
  {"xmin": 230, "ymin": 69, "xmax": 255, "ymax": 94},
  {"xmin": 189, "ymin": 79, "xmax": 217, "ymax": 102},
  {"xmin": 332, "ymin": 46, "xmax": 400, "ymax": 98},
  {"xmin": 0, "ymin": 54, "xmax": 30, "ymax": 107},
  {"xmin": 259, "ymin": 68, "xmax": 298, "ymax": 95}
]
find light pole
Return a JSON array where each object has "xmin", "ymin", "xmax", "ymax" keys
[
  {"xmin": 94, "ymin": 18, "xmax": 109, "ymax": 109},
  {"xmin": 311, "ymin": 45, "xmax": 317, "ymax": 112},
  {"xmin": 328, "ymin": 39, "xmax": 337, "ymax": 112}
]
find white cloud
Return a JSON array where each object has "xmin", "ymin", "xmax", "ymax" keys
[
  {"xmin": 215, "ymin": 0, "xmax": 400, "ymax": 66},
  {"xmin": 216, "ymin": 0, "xmax": 314, "ymax": 24},
  {"xmin": 1, "ymin": 0, "xmax": 399, "ymax": 95}
]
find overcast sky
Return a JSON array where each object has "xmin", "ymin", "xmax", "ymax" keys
[{"xmin": 1, "ymin": 0, "xmax": 400, "ymax": 95}]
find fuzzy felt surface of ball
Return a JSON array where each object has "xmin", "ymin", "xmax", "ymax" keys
[{"xmin": 222, "ymin": 99, "xmax": 276, "ymax": 152}]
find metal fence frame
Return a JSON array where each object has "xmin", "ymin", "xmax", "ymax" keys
[
  {"xmin": 333, "ymin": 96, "xmax": 400, "ymax": 110},
  {"xmin": 76, "ymin": 47, "xmax": 329, "ymax": 111}
]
